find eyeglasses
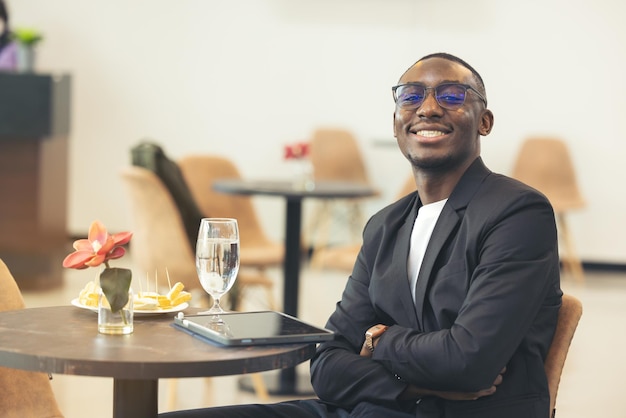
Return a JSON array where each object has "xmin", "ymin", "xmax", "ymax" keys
[{"xmin": 392, "ymin": 83, "xmax": 487, "ymax": 110}]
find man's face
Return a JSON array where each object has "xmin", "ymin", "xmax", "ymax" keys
[{"xmin": 393, "ymin": 57, "xmax": 493, "ymax": 172}]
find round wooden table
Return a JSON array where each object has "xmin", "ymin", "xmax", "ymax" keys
[{"xmin": 0, "ymin": 306, "xmax": 317, "ymax": 417}]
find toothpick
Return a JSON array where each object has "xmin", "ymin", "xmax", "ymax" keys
[
  {"xmin": 166, "ymin": 267, "xmax": 172, "ymax": 290},
  {"xmin": 139, "ymin": 272, "xmax": 144, "ymax": 296}
]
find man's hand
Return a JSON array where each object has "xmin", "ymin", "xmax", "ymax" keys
[{"xmin": 399, "ymin": 367, "xmax": 506, "ymax": 401}]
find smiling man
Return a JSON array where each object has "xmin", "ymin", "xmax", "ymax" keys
[{"xmin": 161, "ymin": 53, "xmax": 562, "ymax": 418}]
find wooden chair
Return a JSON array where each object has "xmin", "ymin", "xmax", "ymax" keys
[
  {"xmin": 512, "ymin": 138, "xmax": 586, "ymax": 282},
  {"xmin": 178, "ymin": 155, "xmax": 282, "ymax": 311},
  {"xmin": 306, "ymin": 128, "xmax": 379, "ymax": 254},
  {"xmin": 0, "ymin": 258, "xmax": 64, "ymax": 418},
  {"xmin": 119, "ymin": 166, "xmax": 270, "ymax": 407},
  {"xmin": 120, "ymin": 166, "xmax": 202, "ymax": 292},
  {"xmin": 545, "ymin": 293, "xmax": 583, "ymax": 418},
  {"xmin": 311, "ymin": 174, "xmax": 414, "ymax": 271}
]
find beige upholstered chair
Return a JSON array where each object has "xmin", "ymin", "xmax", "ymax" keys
[
  {"xmin": 119, "ymin": 166, "xmax": 270, "ymax": 406},
  {"xmin": 311, "ymin": 174, "xmax": 414, "ymax": 271},
  {"xmin": 178, "ymin": 155, "xmax": 282, "ymax": 310},
  {"xmin": 120, "ymin": 166, "xmax": 202, "ymax": 292},
  {"xmin": 512, "ymin": 138, "xmax": 586, "ymax": 282},
  {"xmin": 306, "ymin": 128, "xmax": 379, "ymax": 253},
  {"xmin": 0, "ymin": 259, "xmax": 64, "ymax": 418},
  {"xmin": 545, "ymin": 293, "xmax": 583, "ymax": 417}
]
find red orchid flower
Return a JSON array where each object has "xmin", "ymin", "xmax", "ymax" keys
[{"xmin": 63, "ymin": 220, "xmax": 132, "ymax": 270}]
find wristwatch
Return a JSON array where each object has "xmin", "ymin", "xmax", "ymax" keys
[{"xmin": 365, "ymin": 325, "xmax": 388, "ymax": 353}]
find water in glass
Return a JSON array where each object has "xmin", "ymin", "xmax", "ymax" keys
[{"xmin": 196, "ymin": 218, "xmax": 240, "ymax": 317}]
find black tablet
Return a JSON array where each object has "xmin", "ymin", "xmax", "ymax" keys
[{"xmin": 173, "ymin": 311, "xmax": 334, "ymax": 346}]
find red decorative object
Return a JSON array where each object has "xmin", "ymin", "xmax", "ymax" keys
[{"xmin": 284, "ymin": 142, "xmax": 310, "ymax": 160}]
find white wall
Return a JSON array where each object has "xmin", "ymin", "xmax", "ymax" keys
[{"xmin": 9, "ymin": 0, "xmax": 626, "ymax": 263}]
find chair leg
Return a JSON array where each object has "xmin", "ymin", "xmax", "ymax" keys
[
  {"xmin": 166, "ymin": 378, "xmax": 215, "ymax": 410},
  {"xmin": 203, "ymin": 377, "xmax": 214, "ymax": 405},
  {"xmin": 168, "ymin": 375, "xmax": 268, "ymax": 409},
  {"xmin": 556, "ymin": 213, "xmax": 584, "ymax": 283},
  {"xmin": 307, "ymin": 201, "xmax": 333, "ymax": 253},
  {"xmin": 167, "ymin": 378, "xmax": 178, "ymax": 410},
  {"xmin": 347, "ymin": 201, "xmax": 365, "ymax": 243},
  {"xmin": 320, "ymin": 202, "xmax": 334, "ymax": 248},
  {"xmin": 250, "ymin": 373, "xmax": 269, "ymax": 401}
]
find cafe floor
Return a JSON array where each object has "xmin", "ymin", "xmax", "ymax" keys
[{"xmin": 21, "ymin": 254, "xmax": 626, "ymax": 418}]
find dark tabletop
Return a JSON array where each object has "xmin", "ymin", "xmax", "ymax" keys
[
  {"xmin": 0, "ymin": 306, "xmax": 317, "ymax": 380},
  {"xmin": 213, "ymin": 179, "xmax": 377, "ymax": 200}
]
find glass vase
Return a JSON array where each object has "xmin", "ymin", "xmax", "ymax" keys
[
  {"xmin": 98, "ymin": 288, "xmax": 134, "ymax": 335},
  {"xmin": 290, "ymin": 158, "xmax": 315, "ymax": 191}
]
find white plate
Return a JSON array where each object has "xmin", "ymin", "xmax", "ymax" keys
[{"xmin": 71, "ymin": 298, "xmax": 189, "ymax": 315}]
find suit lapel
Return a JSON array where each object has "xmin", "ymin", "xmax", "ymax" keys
[
  {"xmin": 413, "ymin": 158, "xmax": 492, "ymax": 328},
  {"xmin": 388, "ymin": 195, "xmax": 421, "ymax": 328}
]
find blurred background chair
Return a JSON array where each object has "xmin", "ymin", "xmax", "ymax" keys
[
  {"xmin": 0, "ymin": 258, "xmax": 64, "ymax": 418},
  {"xmin": 120, "ymin": 166, "xmax": 201, "ymax": 293},
  {"xmin": 545, "ymin": 293, "xmax": 583, "ymax": 417},
  {"xmin": 120, "ymin": 166, "xmax": 270, "ymax": 407},
  {"xmin": 131, "ymin": 141, "xmax": 205, "ymax": 255},
  {"xmin": 305, "ymin": 128, "xmax": 379, "ymax": 258},
  {"xmin": 178, "ymin": 154, "xmax": 282, "ymax": 311},
  {"xmin": 310, "ymin": 174, "xmax": 415, "ymax": 271},
  {"xmin": 512, "ymin": 137, "xmax": 586, "ymax": 282}
]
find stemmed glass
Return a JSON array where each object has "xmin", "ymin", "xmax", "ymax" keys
[{"xmin": 196, "ymin": 218, "xmax": 240, "ymax": 317}]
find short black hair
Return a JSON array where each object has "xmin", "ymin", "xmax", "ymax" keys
[{"xmin": 402, "ymin": 52, "xmax": 487, "ymax": 100}]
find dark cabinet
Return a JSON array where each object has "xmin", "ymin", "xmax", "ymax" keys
[{"xmin": 0, "ymin": 73, "xmax": 71, "ymax": 289}]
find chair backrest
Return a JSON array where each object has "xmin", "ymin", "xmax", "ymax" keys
[
  {"xmin": 309, "ymin": 128, "xmax": 371, "ymax": 185},
  {"xmin": 512, "ymin": 138, "xmax": 585, "ymax": 212},
  {"xmin": 130, "ymin": 141, "xmax": 204, "ymax": 252},
  {"xmin": 119, "ymin": 166, "xmax": 200, "ymax": 291},
  {"xmin": 545, "ymin": 293, "xmax": 583, "ymax": 417},
  {"xmin": 178, "ymin": 155, "xmax": 283, "ymax": 267},
  {"xmin": 0, "ymin": 259, "xmax": 64, "ymax": 418}
]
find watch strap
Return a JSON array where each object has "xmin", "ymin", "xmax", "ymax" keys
[{"xmin": 365, "ymin": 325, "xmax": 388, "ymax": 352}]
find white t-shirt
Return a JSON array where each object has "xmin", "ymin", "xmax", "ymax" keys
[{"xmin": 407, "ymin": 199, "xmax": 448, "ymax": 305}]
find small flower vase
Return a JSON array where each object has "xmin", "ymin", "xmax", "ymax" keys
[
  {"xmin": 290, "ymin": 158, "xmax": 315, "ymax": 191},
  {"xmin": 98, "ymin": 288, "xmax": 134, "ymax": 335},
  {"xmin": 16, "ymin": 44, "xmax": 36, "ymax": 73}
]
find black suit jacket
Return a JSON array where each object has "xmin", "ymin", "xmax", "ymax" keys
[{"xmin": 310, "ymin": 158, "xmax": 562, "ymax": 418}]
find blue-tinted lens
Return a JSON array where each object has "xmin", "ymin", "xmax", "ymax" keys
[
  {"xmin": 435, "ymin": 84, "xmax": 467, "ymax": 108},
  {"xmin": 394, "ymin": 83, "xmax": 470, "ymax": 110},
  {"xmin": 395, "ymin": 85, "xmax": 426, "ymax": 109}
]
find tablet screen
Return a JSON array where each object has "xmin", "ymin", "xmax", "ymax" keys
[{"xmin": 173, "ymin": 311, "xmax": 334, "ymax": 346}]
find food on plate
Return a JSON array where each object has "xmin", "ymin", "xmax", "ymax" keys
[
  {"xmin": 167, "ymin": 281, "xmax": 185, "ymax": 300},
  {"xmin": 78, "ymin": 280, "xmax": 100, "ymax": 307},
  {"xmin": 77, "ymin": 280, "xmax": 191, "ymax": 311}
]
